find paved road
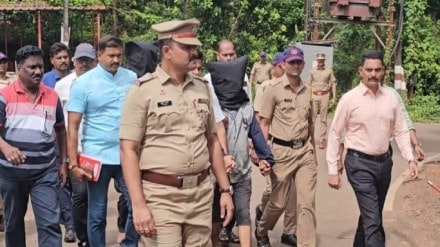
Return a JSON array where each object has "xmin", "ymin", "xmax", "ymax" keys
[{"xmin": 1, "ymin": 122, "xmax": 438, "ymax": 246}]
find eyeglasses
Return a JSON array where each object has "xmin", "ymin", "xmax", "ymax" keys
[{"xmin": 76, "ymin": 57, "xmax": 95, "ymax": 64}]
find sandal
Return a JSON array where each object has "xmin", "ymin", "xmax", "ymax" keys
[{"xmin": 219, "ymin": 227, "xmax": 229, "ymax": 242}]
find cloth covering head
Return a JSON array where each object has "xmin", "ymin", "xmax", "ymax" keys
[
  {"xmin": 125, "ymin": 41, "xmax": 159, "ymax": 78},
  {"xmin": 151, "ymin": 18, "xmax": 202, "ymax": 46},
  {"xmin": 208, "ymin": 55, "xmax": 249, "ymax": 111}
]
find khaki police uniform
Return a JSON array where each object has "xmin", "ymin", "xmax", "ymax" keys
[
  {"xmin": 0, "ymin": 73, "xmax": 16, "ymax": 89},
  {"xmin": 250, "ymin": 60, "xmax": 272, "ymax": 100},
  {"xmin": 119, "ymin": 18, "xmax": 218, "ymax": 246},
  {"xmin": 306, "ymin": 55, "xmax": 336, "ymax": 142},
  {"xmin": 257, "ymin": 74, "xmax": 317, "ymax": 246}
]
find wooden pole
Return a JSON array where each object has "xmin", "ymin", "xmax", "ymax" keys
[{"xmin": 37, "ymin": 11, "xmax": 42, "ymax": 48}]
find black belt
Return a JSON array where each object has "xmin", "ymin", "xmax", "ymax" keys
[
  {"xmin": 271, "ymin": 136, "xmax": 307, "ymax": 149},
  {"xmin": 347, "ymin": 149, "xmax": 390, "ymax": 162}
]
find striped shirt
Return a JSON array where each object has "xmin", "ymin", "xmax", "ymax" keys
[{"xmin": 0, "ymin": 81, "xmax": 64, "ymax": 180}]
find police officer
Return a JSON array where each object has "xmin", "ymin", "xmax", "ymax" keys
[
  {"xmin": 306, "ymin": 53, "xmax": 337, "ymax": 149},
  {"xmin": 119, "ymin": 18, "xmax": 234, "ymax": 246},
  {"xmin": 255, "ymin": 46, "xmax": 317, "ymax": 247}
]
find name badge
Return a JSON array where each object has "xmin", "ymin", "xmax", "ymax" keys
[
  {"xmin": 157, "ymin": 101, "xmax": 172, "ymax": 107},
  {"xmin": 284, "ymin": 99, "xmax": 293, "ymax": 103}
]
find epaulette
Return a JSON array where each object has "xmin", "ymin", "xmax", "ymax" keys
[
  {"xmin": 136, "ymin": 73, "xmax": 156, "ymax": 86},
  {"xmin": 192, "ymin": 75, "xmax": 208, "ymax": 83},
  {"xmin": 270, "ymin": 77, "xmax": 283, "ymax": 87}
]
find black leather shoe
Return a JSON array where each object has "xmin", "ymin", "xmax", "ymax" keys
[
  {"xmin": 64, "ymin": 229, "xmax": 76, "ymax": 243},
  {"xmin": 255, "ymin": 205, "xmax": 263, "ymax": 227},
  {"xmin": 255, "ymin": 229, "xmax": 271, "ymax": 247},
  {"xmin": 280, "ymin": 233, "xmax": 297, "ymax": 246}
]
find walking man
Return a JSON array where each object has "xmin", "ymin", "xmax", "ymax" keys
[
  {"xmin": 0, "ymin": 45, "xmax": 67, "ymax": 247},
  {"xmin": 119, "ymin": 18, "xmax": 234, "ymax": 246},
  {"xmin": 67, "ymin": 36, "xmax": 139, "ymax": 247},
  {"xmin": 255, "ymin": 46, "xmax": 317, "ymax": 247},
  {"xmin": 306, "ymin": 53, "xmax": 337, "ymax": 149},
  {"xmin": 43, "ymin": 42, "xmax": 71, "ymax": 88},
  {"xmin": 327, "ymin": 50, "xmax": 418, "ymax": 247}
]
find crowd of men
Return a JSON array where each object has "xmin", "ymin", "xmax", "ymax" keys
[{"xmin": 0, "ymin": 17, "xmax": 426, "ymax": 247}]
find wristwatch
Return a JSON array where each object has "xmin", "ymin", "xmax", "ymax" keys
[{"xmin": 219, "ymin": 185, "xmax": 234, "ymax": 196}]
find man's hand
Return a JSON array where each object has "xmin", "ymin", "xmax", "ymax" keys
[
  {"xmin": 220, "ymin": 193, "xmax": 234, "ymax": 227},
  {"xmin": 258, "ymin": 160, "xmax": 271, "ymax": 176},
  {"xmin": 223, "ymin": 155, "xmax": 235, "ymax": 173},
  {"xmin": 1, "ymin": 144, "xmax": 26, "ymax": 165},
  {"xmin": 337, "ymin": 159, "xmax": 344, "ymax": 175},
  {"xmin": 328, "ymin": 174, "xmax": 341, "ymax": 189},
  {"xmin": 133, "ymin": 204, "xmax": 157, "ymax": 238},
  {"xmin": 59, "ymin": 164, "xmax": 68, "ymax": 187},
  {"xmin": 249, "ymin": 147, "xmax": 259, "ymax": 165},
  {"xmin": 70, "ymin": 165, "xmax": 93, "ymax": 181},
  {"xmin": 409, "ymin": 161, "xmax": 419, "ymax": 179},
  {"xmin": 414, "ymin": 144, "xmax": 425, "ymax": 161}
]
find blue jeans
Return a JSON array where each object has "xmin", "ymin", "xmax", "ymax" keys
[
  {"xmin": 0, "ymin": 169, "xmax": 62, "ymax": 247},
  {"xmin": 87, "ymin": 165, "xmax": 139, "ymax": 247},
  {"xmin": 59, "ymin": 182, "xmax": 75, "ymax": 230}
]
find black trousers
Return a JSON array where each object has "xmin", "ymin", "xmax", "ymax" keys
[
  {"xmin": 345, "ymin": 151, "xmax": 393, "ymax": 247},
  {"xmin": 70, "ymin": 175, "xmax": 88, "ymax": 244}
]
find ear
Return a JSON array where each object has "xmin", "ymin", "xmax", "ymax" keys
[
  {"xmin": 358, "ymin": 66, "xmax": 362, "ymax": 74},
  {"xmin": 161, "ymin": 45, "xmax": 171, "ymax": 59}
]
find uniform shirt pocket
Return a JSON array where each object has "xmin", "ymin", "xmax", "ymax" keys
[{"xmin": 151, "ymin": 100, "xmax": 180, "ymax": 132}]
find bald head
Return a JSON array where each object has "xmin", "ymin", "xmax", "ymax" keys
[{"xmin": 216, "ymin": 39, "xmax": 236, "ymax": 62}]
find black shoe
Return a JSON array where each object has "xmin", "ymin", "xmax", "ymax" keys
[
  {"xmin": 64, "ymin": 229, "xmax": 76, "ymax": 243},
  {"xmin": 280, "ymin": 234, "xmax": 297, "ymax": 246},
  {"xmin": 255, "ymin": 205, "xmax": 263, "ymax": 227},
  {"xmin": 78, "ymin": 241, "xmax": 89, "ymax": 247},
  {"xmin": 255, "ymin": 229, "xmax": 271, "ymax": 247}
]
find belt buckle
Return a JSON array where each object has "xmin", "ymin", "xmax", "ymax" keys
[
  {"xmin": 291, "ymin": 140, "xmax": 303, "ymax": 149},
  {"xmin": 180, "ymin": 174, "xmax": 199, "ymax": 189}
]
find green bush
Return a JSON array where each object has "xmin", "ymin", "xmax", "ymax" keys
[{"xmin": 405, "ymin": 94, "xmax": 440, "ymax": 122}]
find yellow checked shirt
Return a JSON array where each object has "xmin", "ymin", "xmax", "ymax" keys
[
  {"xmin": 259, "ymin": 74, "xmax": 313, "ymax": 142},
  {"xmin": 306, "ymin": 67, "xmax": 336, "ymax": 92},
  {"xmin": 120, "ymin": 66, "xmax": 217, "ymax": 175}
]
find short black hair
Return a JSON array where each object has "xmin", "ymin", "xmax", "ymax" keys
[
  {"xmin": 360, "ymin": 50, "xmax": 384, "ymax": 66},
  {"xmin": 98, "ymin": 35, "xmax": 123, "ymax": 52},
  {"xmin": 49, "ymin": 42, "xmax": 69, "ymax": 58},
  {"xmin": 15, "ymin": 45, "xmax": 44, "ymax": 64},
  {"xmin": 196, "ymin": 49, "xmax": 204, "ymax": 60}
]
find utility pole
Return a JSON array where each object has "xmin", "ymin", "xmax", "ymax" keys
[{"xmin": 63, "ymin": 0, "xmax": 70, "ymax": 45}]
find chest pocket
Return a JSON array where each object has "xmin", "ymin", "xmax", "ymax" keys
[
  {"xmin": 279, "ymin": 99, "xmax": 310, "ymax": 120},
  {"xmin": 151, "ymin": 100, "xmax": 180, "ymax": 132},
  {"xmin": 192, "ymin": 101, "xmax": 210, "ymax": 130}
]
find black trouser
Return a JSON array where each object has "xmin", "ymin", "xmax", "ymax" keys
[
  {"xmin": 345, "ymin": 151, "xmax": 393, "ymax": 247},
  {"xmin": 70, "ymin": 174, "xmax": 88, "ymax": 244}
]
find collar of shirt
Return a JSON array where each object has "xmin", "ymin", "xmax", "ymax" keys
[
  {"xmin": 96, "ymin": 64, "xmax": 125, "ymax": 81},
  {"xmin": 358, "ymin": 81, "xmax": 386, "ymax": 97},
  {"xmin": 155, "ymin": 65, "xmax": 194, "ymax": 87},
  {"xmin": 12, "ymin": 80, "xmax": 47, "ymax": 100},
  {"xmin": 281, "ymin": 74, "xmax": 306, "ymax": 93}
]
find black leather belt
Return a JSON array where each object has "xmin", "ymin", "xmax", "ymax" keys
[
  {"xmin": 347, "ymin": 149, "xmax": 390, "ymax": 162},
  {"xmin": 271, "ymin": 136, "xmax": 307, "ymax": 149}
]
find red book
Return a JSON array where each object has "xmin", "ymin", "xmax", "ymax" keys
[{"xmin": 77, "ymin": 153, "xmax": 102, "ymax": 182}]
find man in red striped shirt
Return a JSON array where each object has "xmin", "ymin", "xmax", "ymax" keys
[{"xmin": 0, "ymin": 45, "xmax": 67, "ymax": 247}]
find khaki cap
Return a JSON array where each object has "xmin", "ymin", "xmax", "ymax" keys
[
  {"xmin": 151, "ymin": 18, "xmax": 202, "ymax": 46},
  {"xmin": 316, "ymin": 53, "xmax": 325, "ymax": 59}
]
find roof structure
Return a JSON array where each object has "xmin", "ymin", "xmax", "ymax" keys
[{"xmin": 0, "ymin": 2, "xmax": 106, "ymax": 11}]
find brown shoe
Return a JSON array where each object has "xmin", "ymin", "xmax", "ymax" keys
[{"xmin": 318, "ymin": 140, "xmax": 326, "ymax": 149}]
